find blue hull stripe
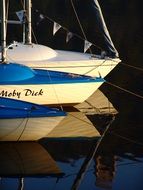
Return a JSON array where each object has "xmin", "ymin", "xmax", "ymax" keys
[
  {"xmin": 0, "ymin": 97, "xmax": 66, "ymax": 119},
  {"xmin": 0, "ymin": 63, "xmax": 105, "ymax": 85}
]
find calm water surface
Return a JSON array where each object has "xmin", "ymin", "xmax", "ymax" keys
[{"xmin": 1, "ymin": 108, "xmax": 143, "ymax": 190}]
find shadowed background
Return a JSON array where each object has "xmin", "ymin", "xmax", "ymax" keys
[{"xmin": 0, "ymin": 0, "xmax": 143, "ymax": 114}]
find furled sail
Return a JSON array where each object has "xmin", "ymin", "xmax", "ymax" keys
[
  {"xmin": 91, "ymin": 0, "xmax": 118, "ymax": 57},
  {"xmin": 67, "ymin": 0, "xmax": 119, "ymax": 57}
]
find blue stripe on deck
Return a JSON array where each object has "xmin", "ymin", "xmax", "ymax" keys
[{"xmin": 0, "ymin": 63, "xmax": 105, "ymax": 85}]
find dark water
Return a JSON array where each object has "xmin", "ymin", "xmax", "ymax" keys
[
  {"xmin": 1, "ymin": 110, "xmax": 143, "ymax": 189},
  {"xmin": 1, "ymin": 0, "xmax": 143, "ymax": 189},
  {"xmin": 1, "ymin": 122, "xmax": 143, "ymax": 190}
]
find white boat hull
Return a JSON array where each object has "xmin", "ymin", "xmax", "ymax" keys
[
  {"xmin": 0, "ymin": 82, "xmax": 103, "ymax": 106},
  {"xmin": 6, "ymin": 43, "xmax": 120, "ymax": 78},
  {"xmin": 0, "ymin": 116, "xmax": 65, "ymax": 141},
  {"xmin": 25, "ymin": 58, "xmax": 119, "ymax": 78}
]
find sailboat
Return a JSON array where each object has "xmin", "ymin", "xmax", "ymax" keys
[
  {"xmin": 0, "ymin": 0, "xmax": 104, "ymax": 107},
  {"xmin": 5, "ymin": 0, "xmax": 120, "ymax": 79}
]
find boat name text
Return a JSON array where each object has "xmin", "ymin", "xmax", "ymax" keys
[{"xmin": 0, "ymin": 89, "xmax": 44, "ymax": 98}]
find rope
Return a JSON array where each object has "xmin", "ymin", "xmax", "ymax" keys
[
  {"xmin": 16, "ymin": 117, "xmax": 29, "ymax": 141},
  {"xmin": 0, "ymin": 118, "xmax": 27, "ymax": 141},
  {"xmin": 18, "ymin": 1, "xmax": 64, "ymax": 111},
  {"xmin": 43, "ymin": 14, "xmax": 103, "ymax": 53},
  {"xmin": 110, "ymin": 131, "xmax": 143, "ymax": 146},
  {"xmin": 120, "ymin": 62, "xmax": 143, "ymax": 72},
  {"xmin": 71, "ymin": 115, "xmax": 115, "ymax": 190},
  {"xmin": 68, "ymin": 112, "xmax": 97, "ymax": 126},
  {"xmin": 84, "ymin": 100, "xmax": 102, "ymax": 114},
  {"xmin": 83, "ymin": 59, "xmax": 107, "ymax": 76},
  {"xmin": 18, "ymin": 178, "xmax": 24, "ymax": 190},
  {"xmin": 6, "ymin": 0, "xmax": 9, "ymax": 32},
  {"xmin": 106, "ymin": 81, "xmax": 143, "ymax": 100},
  {"xmin": 70, "ymin": 0, "xmax": 93, "ymax": 55}
]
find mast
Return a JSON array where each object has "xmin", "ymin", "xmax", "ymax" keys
[
  {"xmin": 1, "ymin": 0, "xmax": 7, "ymax": 63},
  {"xmin": 18, "ymin": 178, "xmax": 24, "ymax": 190},
  {"xmin": 25, "ymin": 0, "xmax": 32, "ymax": 44},
  {"xmin": 23, "ymin": 0, "xmax": 26, "ymax": 43}
]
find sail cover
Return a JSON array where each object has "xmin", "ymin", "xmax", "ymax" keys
[
  {"xmin": 67, "ymin": 0, "xmax": 118, "ymax": 57},
  {"xmin": 91, "ymin": 0, "xmax": 118, "ymax": 57}
]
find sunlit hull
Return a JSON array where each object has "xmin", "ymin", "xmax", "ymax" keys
[
  {"xmin": 0, "ymin": 81, "xmax": 103, "ymax": 106},
  {"xmin": 6, "ymin": 43, "xmax": 120, "ymax": 78},
  {"xmin": 0, "ymin": 116, "xmax": 65, "ymax": 141},
  {"xmin": 0, "ymin": 97, "xmax": 66, "ymax": 141}
]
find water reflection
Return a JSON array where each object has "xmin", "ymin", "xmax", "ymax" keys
[
  {"xmin": 0, "ymin": 142, "xmax": 63, "ymax": 177},
  {"xmin": 95, "ymin": 155, "xmax": 116, "ymax": 189},
  {"xmin": 0, "ymin": 118, "xmax": 143, "ymax": 190}
]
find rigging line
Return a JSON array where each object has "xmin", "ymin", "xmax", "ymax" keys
[
  {"xmin": 17, "ymin": 110, "xmax": 31, "ymax": 141},
  {"xmin": 6, "ymin": 0, "xmax": 9, "ymax": 33},
  {"xmin": 30, "ymin": 7, "xmax": 64, "ymax": 111},
  {"xmin": 43, "ymin": 14, "xmax": 103, "ymax": 52},
  {"xmin": 0, "ymin": 118, "xmax": 27, "ymax": 141},
  {"xmin": 16, "ymin": 120, "xmax": 27, "ymax": 141},
  {"xmin": 110, "ymin": 131, "xmax": 143, "ymax": 147},
  {"xmin": 19, "ymin": 2, "xmax": 63, "ymax": 111},
  {"xmin": 120, "ymin": 62, "xmax": 143, "ymax": 72},
  {"xmin": 107, "ymin": 57, "xmax": 143, "ymax": 72},
  {"xmin": 110, "ymin": 125, "xmax": 143, "ymax": 133},
  {"xmin": 105, "ymin": 57, "xmax": 120, "ymax": 63},
  {"xmin": 71, "ymin": 114, "xmax": 115, "ymax": 190},
  {"xmin": 12, "ymin": 144, "xmax": 26, "ymax": 176},
  {"xmin": 42, "ymin": 72, "xmax": 65, "ymax": 111},
  {"xmin": 106, "ymin": 81, "xmax": 143, "ymax": 100},
  {"xmin": 83, "ymin": 59, "xmax": 106, "ymax": 76},
  {"xmin": 31, "ymin": 26, "xmax": 38, "ymax": 44},
  {"xmin": 81, "ymin": 61, "xmax": 115, "ymax": 113},
  {"xmin": 84, "ymin": 100, "xmax": 102, "ymax": 114},
  {"xmin": 70, "ymin": 0, "xmax": 93, "ymax": 55},
  {"xmin": 18, "ymin": 178, "xmax": 24, "ymax": 190},
  {"xmin": 68, "ymin": 112, "xmax": 99, "ymax": 127}
]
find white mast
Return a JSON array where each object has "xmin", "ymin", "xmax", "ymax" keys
[
  {"xmin": 25, "ymin": 0, "xmax": 32, "ymax": 44},
  {"xmin": 23, "ymin": 0, "xmax": 26, "ymax": 43},
  {"xmin": 1, "ymin": 0, "xmax": 7, "ymax": 63}
]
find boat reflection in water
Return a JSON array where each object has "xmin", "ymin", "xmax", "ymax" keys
[
  {"xmin": 1, "ymin": 116, "xmax": 143, "ymax": 190},
  {"xmin": 95, "ymin": 155, "xmax": 116, "ymax": 189},
  {"xmin": 0, "ymin": 142, "xmax": 63, "ymax": 177}
]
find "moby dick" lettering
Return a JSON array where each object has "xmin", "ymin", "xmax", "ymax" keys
[
  {"xmin": 0, "ymin": 89, "xmax": 44, "ymax": 99},
  {"xmin": 24, "ymin": 89, "xmax": 43, "ymax": 96},
  {"xmin": 0, "ymin": 90, "xmax": 21, "ymax": 98}
]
